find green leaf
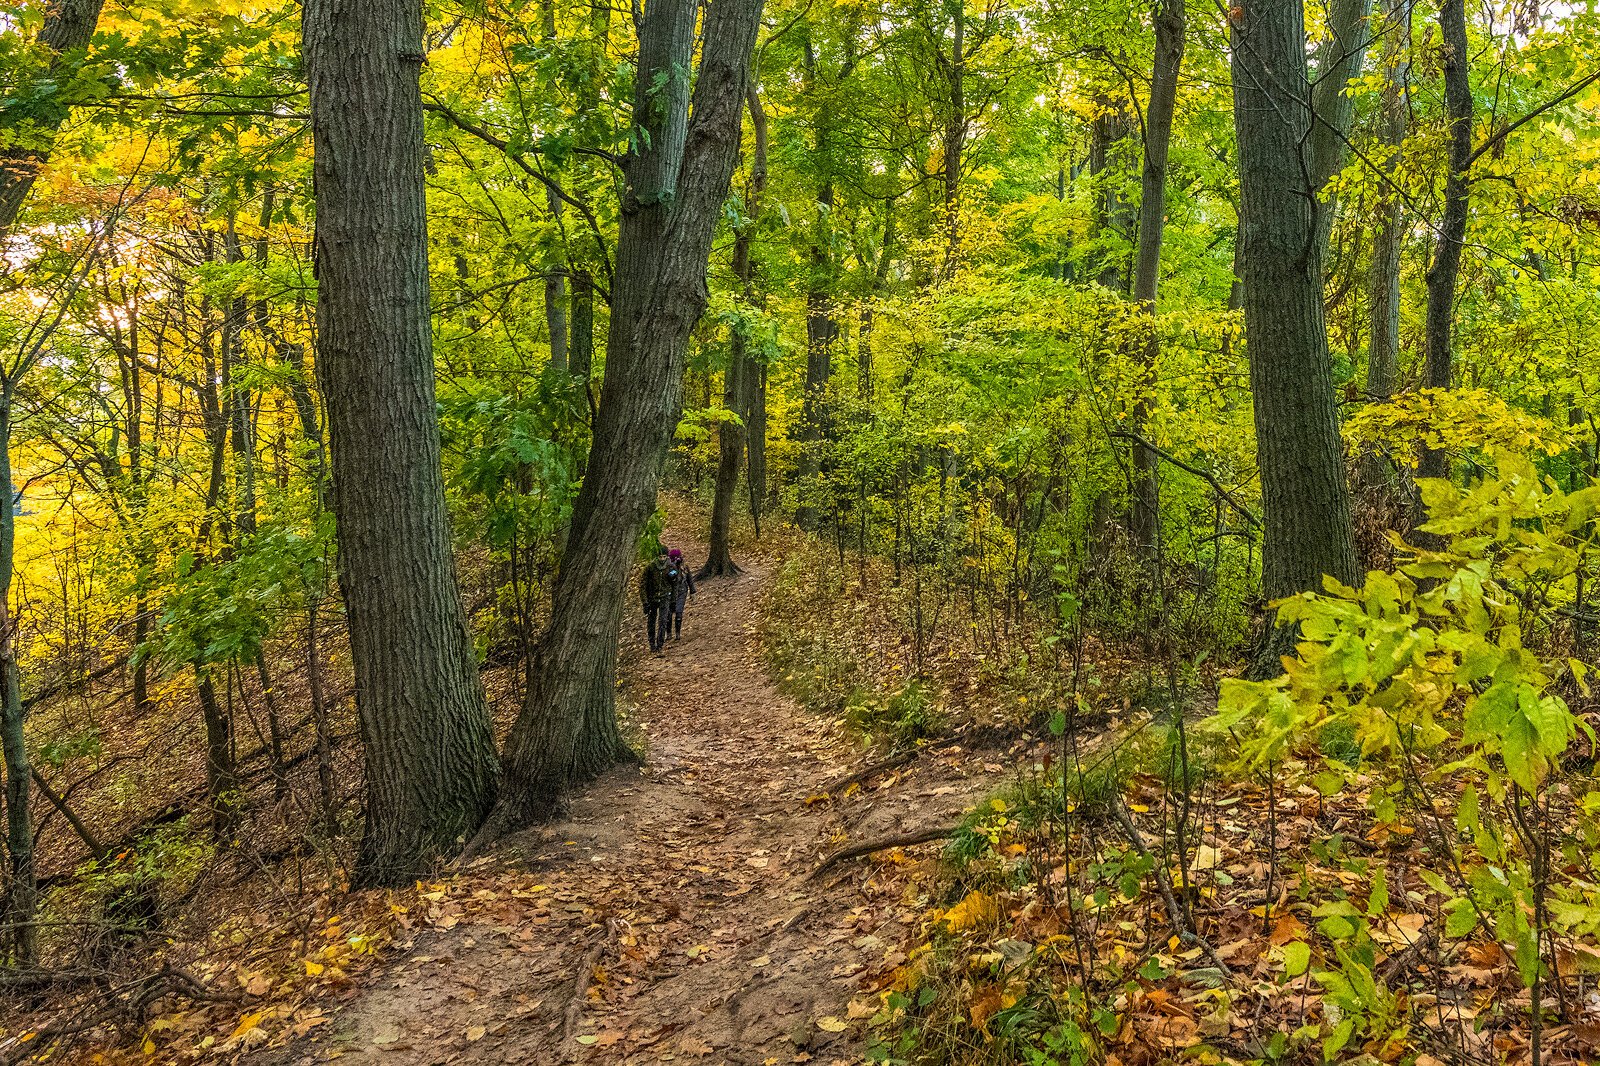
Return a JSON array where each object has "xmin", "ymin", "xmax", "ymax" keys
[{"xmin": 1282, "ymin": 941, "xmax": 1311, "ymax": 978}]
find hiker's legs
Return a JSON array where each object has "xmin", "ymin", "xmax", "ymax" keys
[
  {"xmin": 672, "ymin": 603, "xmax": 684, "ymax": 638},
  {"xmin": 646, "ymin": 602, "xmax": 665, "ymax": 650}
]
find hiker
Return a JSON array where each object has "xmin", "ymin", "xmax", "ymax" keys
[
  {"xmin": 639, "ymin": 547, "xmax": 672, "ymax": 652},
  {"xmin": 665, "ymin": 548, "xmax": 697, "ymax": 640}
]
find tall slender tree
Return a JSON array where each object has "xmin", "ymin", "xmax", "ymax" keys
[
  {"xmin": 703, "ymin": 86, "xmax": 770, "ymax": 579},
  {"xmin": 489, "ymin": 0, "xmax": 767, "ymax": 828},
  {"xmin": 303, "ymin": 0, "xmax": 500, "ymax": 886},
  {"xmin": 1127, "ymin": 0, "xmax": 1186, "ymax": 558}
]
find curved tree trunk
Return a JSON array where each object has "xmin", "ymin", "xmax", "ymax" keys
[
  {"xmin": 304, "ymin": 0, "xmax": 500, "ymax": 886},
  {"xmin": 1231, "ymin": 0, "xmax": 1359, "ymax": 667},
  {"xmin": 490, "ymin": 0, "xmax": 766, "ymax": 829}
]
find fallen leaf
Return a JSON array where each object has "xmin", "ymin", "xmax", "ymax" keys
[
  {"xmin": 466, "ymin": 1026, "xmax": 486, "ymax": 1042},
  {"xmin": 815, "ymin": 1016, "xmax": 848, "ymax": 1033}
]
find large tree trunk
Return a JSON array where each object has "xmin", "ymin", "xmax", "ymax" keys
[
  {"xmin": 703, "ymin": 86, "xmax": 769, "ymax": 579},
  {"xmin": 304, "ymin": 0, "xmax": 500, "ymax": 886},
  {"xmin": 1127, "ymin": 0, "xmax": 1186, "ymax": 559},
  {"xmin": 1231, "ymin": 0, "xmax": 1359, "ymax": 656},
  {"xmin": 1417, "ymin": 0, "xmax": 1473, "ymax": 484},
  {"xmin": 490, "ymin": 0, "xmax": 765, "ymax": 828}
]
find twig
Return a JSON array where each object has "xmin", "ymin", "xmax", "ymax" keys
[
  {"xmin": 808, "ymin": 825, "xmax": 956, "ymax": 879},
  {"xmin": 1109, "ymin": 796, "xmax": 1235, "ymax": 981},
  {"xmin": 1108, "ymin": 429, "xmax": 1261, "ymax": 529}
]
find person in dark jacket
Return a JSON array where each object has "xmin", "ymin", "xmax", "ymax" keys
[
  {"xmin": 665, "ymin": 547, "xmax": 697, "ymax": 639},
  {"xmin": 640, "ymin": 548, "xmax": 671, "ymax": 652}
]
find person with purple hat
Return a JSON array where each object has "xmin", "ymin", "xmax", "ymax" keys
[{"xmin": 665, "ymin": 547, "xmax": 697, "ymax": 640}]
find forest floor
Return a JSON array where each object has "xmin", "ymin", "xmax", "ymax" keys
[{"xmin": 257, "ymin": 537, "xmax": 996, "ymax": 1066}]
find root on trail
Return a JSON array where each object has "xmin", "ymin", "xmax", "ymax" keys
[{"xmin": 809, "ymin": 826, "xmax": 957, "ymax": 879}]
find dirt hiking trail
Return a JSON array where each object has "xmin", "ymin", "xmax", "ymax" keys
[{"xmin": 263, "ymin": 542, "xmax": 994, "ymax": 1066}]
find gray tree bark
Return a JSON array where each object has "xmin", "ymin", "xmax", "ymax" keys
[
  {"xmin": 1230, "ymin": 0, "xmax": 1360, "ymax": 657},
  {"xmin": 1309, "ymin": 0, "xmax": 1375, "ymax": 259},
  {"xmin": 304, "ymin": 0, "xmax": 501, "ymax": 886}
]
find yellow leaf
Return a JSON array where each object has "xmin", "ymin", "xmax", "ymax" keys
[
  {"xmin": 230, "ymin": 1012, "xmax": 265, "ymax": 1040},
  {"xmin": 466, "ymin": 1025, "xmax": 486, "ymax": 1042},
  {"xmin": 816, "ymin": 1016, "xmax": 848, "ymax": 1033},
  {"xmin": 942, "ymin": 891, "xmax": 1000, "ymax": 932},
  {"xmin": 305, "ymin": 960, "xmax": 324, "ymax": 976}
]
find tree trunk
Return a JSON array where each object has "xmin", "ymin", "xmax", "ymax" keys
[
  {"xmin": 1090, "ymin": 102, "xmax": 1131, "ymax": 291},
  {"xmin": 1418, "ymin": 0, "xmax": 1472, "ymax": 483},
  {"xmin": 703, "ymin": 86, "xmax": 769, "ymax": 579},
  {"xmin": 195, "ymin": 665, "xmax": 239, "ymax": 840},
  {"xmin": 304, "ymin": 0, "xmax": 500, "ymax": 886},
  {"xmin": 942, "ymin": 2, "xmax": 966, "ymax": 274},
  {"xmin": 1128, "ymin": 0, "xmax": 1186, "ymax": 559},
  {"xmin": 0, "ymin": 0, "xmax": 107, "ymax": 242},
  {"xmin": 1230, "ymin": 0, "xmax": 1359, "ymax": 641},
  {"xmin": 1309, "ymin": 0, "xmax": 1375, "ymax": 260},
  {"xmin": 489, "ymin": 0, "xmax": 765, "ymax": 829},
  {"xmin": 1363, "ymin": 0, "xmax": 1409, "ymax": 449},
  {"xmin": 570, "ymin": 269, "xmax": 596, "ymax": 420},
  {"xmin": 0, "ymin": 399, "xmax": 37, "ymax": 966},
  {"xmin": 796, "ymin": 41, "xmax": 838, "ymax": 532}
]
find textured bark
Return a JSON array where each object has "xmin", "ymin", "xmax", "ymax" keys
[
  {"xmin": 0, "ymin": 0, "xmax": 107, "ymax": 242},
  {"xmin": 491, "ymin": 0, "xmax": 766, "ymax": 828},
  {"xmin": 1417, "ymin": 0, "xmax": 1473, "ymax": 483},
  {"xmin": 704, "ymin": 87, "xmax": 769, "ymax": 579},
  {"xmin": 1231, "ymin": 0, "xmax": 1359, "ymax": 611},
  {"xmin": 1309, "ymin": 0, "xmax": 1375, "ymax": 259},
  {"xmin": 304, "ymin": 0, "xmax": 500, "ymax": 886},
  {"xmin": 1128, "ymin": 0, "xmax": 1186, "ymax": 559}
]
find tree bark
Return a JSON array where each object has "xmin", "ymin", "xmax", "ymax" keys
[
  {"xmin": 1417, "ymin": 0, "xmax": 1473, "ymax": 483},
  {"xmin": 1309, "ymin": 0, "xmax": 1375, "ymax": 260},
  {"xmin": 703, "ymin": 86, "xmax": 769, "ymax": 579},
  {"xmin": 1230, "ymin": 0, "xmax": 1359, "ymax": 633},
  {"xmin": 1128, "ymin": 0, "xmax": 1186, "ymax": 559},
  {"xmin": 304, "ymin": 0, "xmax": 500, "ymax": 886},
  {"xmin": 490, "ymin": 0, "xmax": 766, "ymax": 828}
]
